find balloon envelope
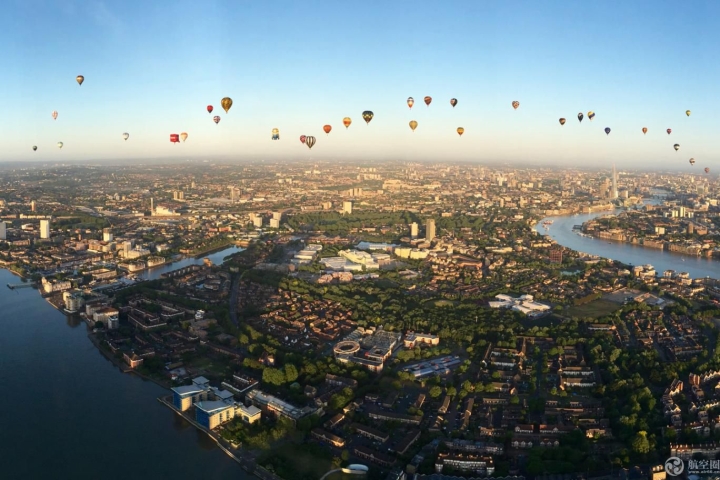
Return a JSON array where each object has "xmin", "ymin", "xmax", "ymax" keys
[
  {"xmin": 207, "ymin": 105, "xmax": 214, "ymax": 114},
  {"xmin": 512, "ymin": 101, "xmax": 519, "ymax": 110},
  {"xmin": 213, "ymin": 116, "xmax": 221, "ymax": 124},
  {"xmin": 457, "ymin": 127, "xmax": 464, "ymax": 136},
  {"xmin": 362, "ymin": 111, "xmax": 374, "ymax": 124},
  {"xmin": 300, "ymin": 135, "xmax": 306, "ymax": 144},
  {"xmin": 450, "ymin": 98, "xmax": 458, "ymax": 108},
  {"xmin": 409, "ymin": 120, "xmax": 418, "ymax": 131},
  {"xmin": 170, "ymin": 134, "xmax": 180, "ymax": 143},
  {"xmin": 57, "ymin": 142, "xmax": 63, "ymax": 149},
  {"xmin": 323, "ymin": 125, "xmax": 332, "ymax": 135},
  {"xmin": 180, "ymin": 132, "xmax": 188, "ymax": 142},
  {"xmin": 271, "ymin": 128, "xmax": 280, "ymax": 140},
  {"xmin": 667, "ymin": 129, "xmax": 672, "ymax": 135},
  {"xmin": 424, "ymin": 96, "xmax": 432, "ymax": 106},
  {"xmin": 559, "ymin": 118, "xmax": 566, "ymax": 126},
  {"xmin": 123, "ymin": 132, "xmax": 130, "ymax": 141},
  {"xmin": 642, "ymin": 127, "xmax": 648, "ymax": 134},
  {"xmin": 604, "ymin": 127, "xmax": 611, "ymax": 135},
  {"xmin": 588, "ymin": 111, "xmax": 595, "ymax": 120},
  {"xmin": 32, "ymin": 146, "xmax": 37, "ymax": 151},
  {"xmin": 305, "ymin": 136, "xmax": 316, "ymax": 149},
  {"xmin": 686, "ymin": 110, "xmax": 691, "ymax": 117},
  {"xmin": 76, "ymin": 75, "xmax": 84, "ymax": 86},
  {"xmin": 577, "ymin": 113, "xmax": 583, "ymax": 122},
  {"xmin": 407, "ymin": 97, "xmax": 414, "ymax": 109},
  {"xmin": 689, "ymin": 158, "xmax": 695, "ymax": 165},
  {"xmin": 705, "ymin": 167, "xmax": 710, "ymax": 173},
  {"xmin": 674, "ymin": 144, "xmax": 680, "ymax": 151},
  {"xmin": 52, "ymin": 111, "xmax": 58, "ymax": 120},
  {"xmin": 343, "ymin": 117, "xmax": 352, "ymax": 129},
  {"xmin": 221, "ymin": 97, "xmax": 232, "ymax": 113}
]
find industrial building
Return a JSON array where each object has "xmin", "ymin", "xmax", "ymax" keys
[{"xmin": 488, "ymin": 294, "xmax": 551, "ymax": 318}]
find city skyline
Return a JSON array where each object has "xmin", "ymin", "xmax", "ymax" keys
[{"xmin": 2, "ymin": 1, "xmax": 719, "ymax": 168}]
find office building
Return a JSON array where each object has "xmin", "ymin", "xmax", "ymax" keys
[
  {"xmin": 102, "ymin": 228, "xmax": 113, "ymax": 242},
  {"xmin": 342, "ymin": 201, "xmax": 353, "ymax": 215},
  {"xmin": 410, "ymin": 222, "xmax": 418, "ymax": 238},
  {"xmin": 0, "ymin": 221, "xmax": 6, "ymax": 240},
  {"xmin": 40, "ymin": 219, "xmax": 50, "ymax": 239},
  {"xmin": 611, "ymin": 163, "xmax": 618, "ymax": 200},
  {"xmin": 426, "ymin": 219, "xmax": 436, "ymax": 241}
]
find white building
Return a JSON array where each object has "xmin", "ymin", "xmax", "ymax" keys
[
  {"xmin": 0, "ymin": 221, "xmax": 6, "ymax": 240},
  {"xmin": 40, "ymin": 219, "xmax": 50, "ymax": 239},
  {"xmin": 342, "ymin": 201, "xmax": 353, "ymax": 214},
  {"xmin": 410, "ymin": 222, "xmax": 419, "ymax": 238},
  {"xmin": 489, "ymin": 294, "xmax": 551, "ymax": 318}
]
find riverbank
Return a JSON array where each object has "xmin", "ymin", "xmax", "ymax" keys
[{"xmin": 158, "ymin": 396, "xmax": 282, "ymax": 480}]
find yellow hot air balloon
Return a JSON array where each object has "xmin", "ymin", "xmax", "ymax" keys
[
  {"xmin": 457, "ymin": 127, "xmax": 464, "ymax": 136},
  {"xmin": 409, "ymin": 120, "xmax": 418, "ymax": 132},
  {"xmin": 57, "ymin": 142, "xmax": 64, "ymax": 149},
  {"xmin": 343, "ymin": 117, "xmax": 352, "ymax": 129},
  {"xmin": 180, "ymin": 132, "xmax": 188, "ymax": 142},
  {"xmin": 221, "ymin": 97, "xmax": 233, "ymax": 113},
  {"xmin": 76, "ymin": 75, "xmax": 84, "ymax": 86},
  {"xmin": 686, "ymin": 110, "xmax": 691, "ymax": 117}
]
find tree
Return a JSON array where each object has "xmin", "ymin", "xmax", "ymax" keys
[
  {"xmin": 429, "ymin": 386, "xmax": 442, "ymax": 398},
  {"xmin": 510, "ymin": 395, "xmax": 520, "ymax": 405},
  {"xmin": 341, "ymin": 450, "xmax": 350, "ymax": 462},
  {"xmin": 284, "ymin": 363, "xmax": 299, "ymax": 383},
  {"xmin": 631, "ymin": 431, "xmax": 651, "ymax": 455},
  {"xmin": 262, "ymin": 367, "xmax": 286, "ymax": 386}
]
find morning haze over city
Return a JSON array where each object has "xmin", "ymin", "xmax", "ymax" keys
[{"xmin": 2, "ymin": 1, "xmax": 720, "ymax": 480}]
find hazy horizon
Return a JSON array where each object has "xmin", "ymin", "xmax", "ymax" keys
[{"xmin": 2, "ymin": 0, "xmax": 718, "ymax": 169}]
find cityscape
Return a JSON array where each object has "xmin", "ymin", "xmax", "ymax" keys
[{"xmin": 2, "ymin": 160, "xmax": 720, "ymax": 480}]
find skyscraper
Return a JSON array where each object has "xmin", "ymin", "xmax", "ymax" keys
[
  {"xmin": 410, "ymin": 222, "xmax": 418, "ymax": 238},
  {"xmin": 611, "ymin": 163, "xmax": 618, "ymax": 200},
  {"xmin": 40, "ymin": 219, "xmax": 50, "ymax": 239},
  {"xmin": 426, "ymin": 219, "xmax": 436, "ymax": 241}
]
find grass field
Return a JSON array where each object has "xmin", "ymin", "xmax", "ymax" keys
[
  {"xmin": 564, "ymin": 299, "xmax": 620, "ymax": 319},
  {"xmin": 259, "ymin": 443, "xmax": 334, "ymax": 480}
]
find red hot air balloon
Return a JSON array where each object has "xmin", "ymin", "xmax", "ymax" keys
[
  {"xmin": 170, "ymin": 134, "xmax": 180, "ymax": 144},
  {"xmin": 300, "ymin": 135, "xmax": 306, "ymax": 144},
  {"xmin": 207, "ymin": 105, "xmax": 214, "ymax": 114},
  {"xmin": 323, "ymin": 125, "xmax": 332, "ymax": 135},
  {"xmin": 213, "ymin": 116, "xmax": 221, "ymax": 124},
  {"xmin": 667, "ymin": 128, "xmax": 672, "ymax": 135}
]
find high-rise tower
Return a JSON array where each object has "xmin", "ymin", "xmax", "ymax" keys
[{"xmin": 611, "ymin": 163, "xmax": 618, "ymax": 199}]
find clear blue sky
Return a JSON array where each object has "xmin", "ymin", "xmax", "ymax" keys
[{"xmin": 2, "ymin": 0, "xmax": 719, "ymax": 169}]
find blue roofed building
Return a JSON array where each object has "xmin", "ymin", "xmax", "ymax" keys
[{"xmin": 171, "ymin": 376, "xmax": 211, "ymax": 412}]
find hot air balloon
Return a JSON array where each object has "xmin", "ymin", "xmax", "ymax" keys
[
  {"xmin": 362, "ymin": 111, "xmax": 374, "ymax": 124},
  {"xmin": 213, "ymin": 116, "xmax": 221, "ymax": 124},
  {"xmin": 457, "ymin": 127, "xmax": 464, "ymax": 136},
  {"xmin": 207, "ymin": 105, "xmax": 214, "ymax": 114},
  {"xmin": 424, "ymin": 96, "xmax": 432, "ymax": 107},
  {"xmin": 667, "ymin": 129, "xmax": 672, "ymax": 135},
  {"xmin": 705, "ymin": 167, "xmax": 710, "ymax": 174},
  {"xmin": 323, "ymin": 125, "xmax": 332, "ymax": 135},
  {"xmin": 32, "ymin": 146, "xmax": 37, "ymax": 151},
  {"xmin": 343, "ymin": 117, "xmax": 352, "ymax": 129},
  {"xmin": 577, "ymin": 113, "xmax": 583, "ymax": 123},
  {"xmin": 689, "ymin": 158, "xmax": 695, "ymax": 166},
  {"xmin": 512, "ymin": 101, "xmax": 519, "ymax": 110},
  {"xmin": 305, "ymin": 136, "xmax": 316, "ymax": 149},
  {"xmin": 272, "ymin": 128, "xmax": 280, "ymax": 140},
  {"xmin": 76, "ymin": 75, "xmax": 84, "ymax": 86},
  {"xmin": 122, "ymin": 132, "xmax": 130, "ymax": 141},
  {"xmin": 450, "ymin": 98, "xmax": 458, "ymax": 108},
  {"xmin": 300, "ymin": 135, "xmax": 306, "ymax": 144},
  {"xmin": 180, "ymin": 132, "xmax": 188, "ymax": 142},
  {"xmin": 57, "ymin": 142, "xmax": 64, "ymax": 149},
  {"xmin": 409, "ymin": 120, "xmax": 418, "ymax": 132},
  {"xmin": 559, "ymin": 118, "xmax": 566, "ymax": 126},
  {"xmin": 674, "ymin": 144, "xmax": 680, "ymax": 151},
  {"xmin": 221, "ymin": 97, "xmax": 232, "ymax": 113},
  {"xmin": 588, "ymin": 111, "xmax": 595, "ymax": 121},
  {"xmin": 642, "ymin": 127, "xmax": 648, "ymax": 135},
  {"xmin": 686, "ymin": 110, "xmax": 691, "ymax": 117},
  {"xmin": 52, "ymin": 111, "xmax": 58, "ymax": 120},
  {"xmin": 407, "ymin": 97, "xmax": 414, "ymax": 109},
  {"xmin": 604, "ymin": 127, "xmax": 611, "ymax": 135},
  {"xmin": 170, "ymin": 134, "xmax": 180, "ymax": 144}
]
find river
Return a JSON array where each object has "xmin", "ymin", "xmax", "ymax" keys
[
  {"xmin": 0, "ymin": 245, "xmax": 251, "ymax": 480},
  {"xmin": 535, "ymin": 206, "xmax": 720, "ymax": 280}
]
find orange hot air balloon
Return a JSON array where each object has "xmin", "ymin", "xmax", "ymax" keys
[
  {"xmin": 512, "ymin": 101, "xmax": 519, "ymax": 110},
  {"xmin": 457, "ymin": 127, "xmax": 464, "ymax": 136},
  {"xmin": 407, "ymin": 97, "xmax": 414, "ymax": 109},
  {"xmin": 409, "ymin": 120, "xmax": 418, "ymax": 132},
  {"xmin": 424, "ymin": 96, "xmax": 432, "ymax": 107},
  {"xmin": 343, "ymin": 117, "xmax": 352, "ymax": 129},
  {"xmin": 323, "ymin": 125, "xmax": 332, "ymax": 135},
  {"xmin": 559, "ymin": 118, "xmax": 566, "ymax": 126},
  {"xmin": 642, "ymin": 127, "xmax": 648, "ymax": 134},
  {"xmin": 221, "ymin": 97, "xmax": 232, "ymax": 113}
]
